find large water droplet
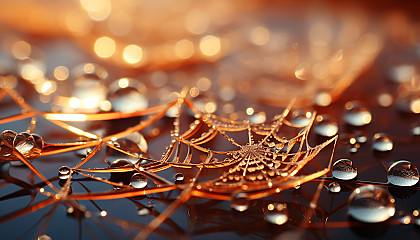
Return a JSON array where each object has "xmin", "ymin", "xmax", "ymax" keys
[
  {"xmin": 344, "ymin": 101, "xmax": 372, "ymax": 126},
  {"xmin": 328, "ymin": 182, "xmax": 341, "ymax": 193},
  {"xmin": 348, "ymin": 185, "xmax": 395, "ymax": 223},
  {"xmin": 231, "ymin": 192, "xmax": 250, "ymax": 212},
  {"xmin": 372, "ymin": 133, "xmax": 393, "ymax": 152},
  {"xmin": 110, "ymin": 159, "xmax": 134, "ymax": 169},
  {"xmin": 107, "ymin": 133, "xmax": 147, "ymax": 164},
  {"xmin": 387, "ymin": 160, "xmax": 419, "ymax": 186},
  {"xmin": 58, "ymin": 166, "xmax": 71, "ymax": 180},
  {"xmin": 130, "ymin": 173, "xmax": 148, "ymax": 188},
  {"xmin": 332, "ymin": 159, "xmax": 357, "ymax": 180},
  {"xmin": 109, "ymin": 78, "xmax": 148, "ymax": 113},
  {"xmin": 265, "ymin": 203, "xmax": 288, "ymax": 225},
  {"xmin": 315, "ymin": 115, "xmax": 338, "ymax": 137},
  {"xmin": 397, "ymin": 94, "xmax": 420, "ymax": 114},
  {"xmin": 13, "ymin": 132, "xmax": 34, "ymax": 155}
]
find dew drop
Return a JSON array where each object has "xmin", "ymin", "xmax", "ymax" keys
[
  {"xmin": 58, "ymin": 166, "xmax": 71, "ymax": 180},
  {"xmin": 387, "ymin": 160, "xmax": 419, "ymax": 186},
  {"xmin": 231, "ymin": 192, "xmax": 250, "ymax": 212},
  {"xmin": 332, "ymin": 159, "xmax": 357, "ymax": 180},
  {"xmin": 372, "ymin": 133, "xmax": 393, "ymax": 152},
  {"xmin": 265, "ymin": 203, "xmax": 288, "ymax": 225},
  {"xmin": 328, "ymin": 182, "xmax": 341, "ymax": 193},
  {"xmin": 175, "ymin": 172, "xmax": 185, "ymax": 182},
  {"xmin": 137, "ymin": 208, "xmax": 150, "ymax": 216},
  {"xmin": 109, "ymin": 78, "xmax": 148, "ymax": 113},
  {"xmin": 130, "ymin": 173, "xmax": 148, "ymax": 188},
  {"xmin": 343, "ymin": 101, "xmax": 372, "ymax": 126},
  {"xmin": 290, "ymin": 110, "xmax": 313, "ymax": 126},
  {"xmin": 315, "ymin": 115, "xmax": 338, "ymax": 137},
  {"xmin": 110, "ymin": 159, "xmax": 134, "ymax": 169},
  {"xmin": 13, "ymin": 132, "xmax": 35, "ymax": 155},
  {"xmin": 348, "ymin": 185, "xmax": 395, "ymax": 223}
]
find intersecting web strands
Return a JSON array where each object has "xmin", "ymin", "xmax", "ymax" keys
[{"xmin": 0, "ymin": 86, "xmax": 337, "ymax": 239}]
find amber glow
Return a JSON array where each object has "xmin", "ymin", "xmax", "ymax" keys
[
  {"xmin": 123, "ymin": 44, "xmax": 143, "ymax": 64},
  {"xmin": 94, "ymin": 37, "xmax": 116, "ymax": 58},
  {"xmin": 200, "ymin": 35, "xmax": 221, "ymax": 57},
  {"xmin": 54, "ymin": 66, "xmax": 69, "ymax": 81}
]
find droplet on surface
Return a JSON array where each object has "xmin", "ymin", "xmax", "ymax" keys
[
  {"xmin": 348, "ymin": 185, "xmax": 395, "ymax": 223},
  {"xmin": 110, "ymin": 159, "xmax": 134, "ymax": 169},
  {"xmin": 109, "ymin": 78, "xmax": 148, "ymax": 113},
  {"xmin": 344, "ymin": 101, "xmax": 372, "ymax": 126},
  {"xmin": 58, "ymin": 166, "xmax": 71, "ymax": 180},
  {"xmin": 290, "ymin": 110, "xmax": 313, "ymax": 126},
  {"xmin": 328, "ymin": 182, "xmax": 341, "ymax": 193},
  {"xmin": 137, "ymin": 208, "xmax": 150, "ymax": 216},
  {"xmin": 372, "ymin": 133, "xmax": 393, "ymax": 152},
  {"xmin": 315, "ymin": 115, "xmax": 338, "ymax": 137},
  {"xmin": 332, "ymin": 159, "xmax": 357, "ymax": 180},
  {"xmin": 13, "ymin": 132, "xmax": 35, "ymax": 155},
  {"xmin": 175, "ymin": 172, "xmax": 185, "ymax": 182},
  {"xmin": 265, "ymin": 203, "xmax": 288, "ymax": 225},
  {"xmin": 387, "ymin": 160, "xmax": 419, "ymax": 186},
  {"xmin": 130, "ymin": 173, "xmax": 148, "ymax": 188},
  {"xmin": 231, "ymin": 192, "xmax": 250, "ymax": 212}
]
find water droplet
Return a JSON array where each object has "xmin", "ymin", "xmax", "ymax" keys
[
  {"xmin": 13, "ymin": 132, "xmax": 35, "ymax": 155},
  {"xmin": 410, "ymin": 123, "xmax": 420, "ymax": 136},
  {"xmin": 315, "ymin": 115, "xmax": 338, "ymax": 137},
  {"xmin": 37, "ymin": 234, "xmax": 51, "ymax": 240},
  {"xmin": 109, "ymin": 78, "xmax": 148, "ymax": 113},
  {"xmin": 348, "ymin": 185, "xmax": 395, "ymax": 223},
  {"xmin": 328, "ymin": 182, "xmax": 341, "ymax": 193},
  {"xmin": 231, "ymin": 192, "xmax": 250, "ymax": 212},
  {"xmin": 372, "ymin": 133, "xmax": 393, "ymax": 152},
  {"xmin": 332, "ymin": 159, "xmax": 357, "ymax": 180},
  {"xmin": 397, "ymin": 94, "xmax": 420, "ymax": 114},
  {"xmin": 130, "ymin": 173, "xmax": 148, "ymax": 188},
  {"xmin": 107, "ymin": 134, "xmax": 147, "ymax": 164},
  {"xmin": 110, "ymin": 159, "xmax": 134, "ymax": 169},
  {"xmin": 137, "ymin": 208, "xmax": 150, "ymax": 216},
  {"xmin": 58, "ymin": 166, "xmax": 71, "ymax": 180},
  {"xmin": 344, "ymin": 101, "xmax": 372, "ymax": 126},
  {"xmin": 265, "ymin": 203, "xmax": 288, "ymax": 225},
  {"xmin": 397, "ymin": 212, "xmax": 412, "ymax": 225},
  {"xmin": 175, "ymin": 173, "xmax": 184, "ymax": 182},
  {"xmin": 290, "ymin": 110, "xmax": 313, "ymax": 126},
  {"xmin": 387, "ymin": 160, "xmax": 419, "ymax": 186}
]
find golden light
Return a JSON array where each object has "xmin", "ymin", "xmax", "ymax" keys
[
  {"xmin": 44, "ymin": 113, "xmax": 87, "ymax": 122},
  {"xmin": 94, "ymin": 37, "xmax": 116, "ymax": 58},
  {"xmin": 100, "ymin": 100, "xmax": 112, "ymax": 111},
  {"xmin": 80, "ymin": 0, "xmax": 112, "ymax": 21},
  {"xmin": 251, "ymin": 26, "xmax": 270, "ymax": 46},
  {"xmin": 21, "ymin": 63, "xmax": 45, "ymax": 82},
  {"xmin": 35, "ymin": 80, "xmax": 57, "ymax": 95},
  {"xmin": 68, "ymin": 126, "xmax": 98, "ymax": 139},
  {"xmin": 200, "ymin": 35, "xmax": 221, "ymax": 57},
  {"xmin": 82, "ymin": 97, "xmax": 99, "ymax": 109},
  {"xmin": 175, "ymin": 39, "xmax": 195, "ymax": 59},
  {"xmin": 410, "ymin": 99, "xmax": 420, "ymax": 113},
  {"xmin": 69, "ymin": 97, "xmax": 81, "ymax": 108},
  {"xmin": 123, "ymin": 44, "xmax": 143, "ymax": 64},
  {"xmin": 314, "ymin": 92, "xmax": 332, "ymax": 106},
  {"xmin": 11, "ymin": 41, "xmax": 31, "ymax": 60},
  {"xmin": 118, "ymin": 78, "xmax": 129, "ymax": 88},
  {"xmin": 54, "ymin": 66, "xmax": 69, "ymax": 81},
  {"xmin": 100, "ymin": 210, "xmax": 107, "ymax": 217},
  {"xmin": 246, "ymin": 107, "xmax": 254, "ymax": 115}
]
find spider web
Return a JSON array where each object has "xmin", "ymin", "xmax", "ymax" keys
[{"xmin": 0, "ymin": 86, "xmax": 337, "ymax": 239}]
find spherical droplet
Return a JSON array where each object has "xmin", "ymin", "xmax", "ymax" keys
[
  {"xmin": 175, "ymin": 173, "xmax": 184, "ymax": 182},
  {"xmin": 332, "ymin": 159, "xmax": 357, "ymax": 180},
  {"xmin": 265, "ymin": 203, "xmax": 288, "ymax": 225},
  {"xmin": 110, "ymin": 159, "xmax": 134, "ymax": 169},
  {"xmin": 387, "ymin": 160, "xmax": 419, "ymax": 186},
  {"xmin": 315, "ymin": 115, "xmax": 338, "ymax": 137},
  {"xmin": 231, "ymin": 192, "xmax": 250, "ymax": 212},
  {"xmin": 290, "ymin": 110, "xmax": 313, "ymax": 126},
  {"xmin": 328, "ymin": 182, "xmax": 341, "ymax": 193},
  {"xmin": 348, "ymin": 185, "xmax": 395, "ymax": 223},
  {"xmin": 130, "ymin": 173, "xmax": 148, "ymax": 188},
  {"xmin": 372, "ymin": 133, "xmax": 393, "ymax": 152},
  {"xmin": 58, "ymin": 166, "xmax": 71, "ymax": 180},
  {"xmin": 344, "ymin": 101, "xmax": 372, "ymax": 126}
]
